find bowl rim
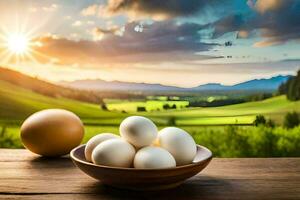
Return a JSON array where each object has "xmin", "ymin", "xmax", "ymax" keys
[{"xmin": 70, "ymin": 144, "xmax": 213, "ymax": 171}]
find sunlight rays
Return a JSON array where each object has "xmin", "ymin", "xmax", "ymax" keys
[{"xmin": 0, "ymin": 17, "xmax": 53, "ymax": 66}]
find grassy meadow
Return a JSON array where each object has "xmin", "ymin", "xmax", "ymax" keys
[
  {"xmin": 105, "ymin": 99, "xmax": 189, "ymax": 112},
  {"xmin": 1, "ymin": 78, "xmax": 300, "ymax": 157},
  {"xmin": 3, "ymin": 125, "xmax": 300, "ymax": 157},
  {"xmin": 2, "ymin": 77, "xmax": 300, "ymax": 127}
]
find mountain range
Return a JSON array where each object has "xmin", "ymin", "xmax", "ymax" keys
[{"xmin": 61, "ymin": 75, "xmax": 291, "ymax": 92}]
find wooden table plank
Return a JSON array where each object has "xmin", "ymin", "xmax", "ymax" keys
[{"xmin": 0, "ymin": 149, "xmax": 299, "ymax": 200}]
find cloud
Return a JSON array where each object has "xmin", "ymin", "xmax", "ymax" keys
[
  {"xmin": 253, "ymin": 39, "xmax": 282, "ymax": 47},
  {"xmin": 237, "ymin": 30, "xmax": 250, "ymax": 39},
  {"xmin": 81, "ymin": 4, "xmax": 98, "ymax": 16},
  {"xmin": 253, "ymin": 0, "xmax": 287, "ymax": 13},
  {"xmin": 70, "ymin": 33, "xmax": 79, "ymax": 40},
  {"xmin": 64, "ymin": 15, "xmax": 72, "ymax": 20},
  {"xmin": 29, "ymin": 7, "xmax": 38, "ymax": 13},
  {"xmin": 34, "ymin": 21, "xmax": 217, "ymax": 65},
  {"xmin": 72, "ymin": 20, "xmax": 83, "ymax": 27},
  {"xmin": 87, "ymin": 20, "xmax": 95, "ymax": 25},
  {"xmin": 42, "ymin": 4, "xmax": 59, "ymax": 12},
  {"xmin": 80, "ymin": 1, "xmax": 300, "ymax": 47},
  {"xmin": 211, "ymin": 14, "xmax": 246, "ymax": 38},
  {"xmin": 252, "ymin": 0, "xmax": 300, "ymax": 46},
  {"xmin": 82, "ymin": 0, "xmax": 225, "ymax": 20},
  {"xmin": 247, "ymin": 0, "xmax": 300, "ymax": 46},
  {"xmin": 211, "ymin": 0, "xmax": 300, "ymax": 46},
  {"xmin": 90, "ymin": 26, "xmax": 123, "ymax": 41},
  {"xmin": 27, "ymin": 3, "xmax": 59, "ymax": 13}
]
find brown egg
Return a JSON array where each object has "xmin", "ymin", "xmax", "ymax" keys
[{"xmin": 20, "ymin": 109, "xmax": 84, "ymax": 157}]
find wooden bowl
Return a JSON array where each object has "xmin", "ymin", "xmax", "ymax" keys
[{"xmin": 70, "ymin": 144, "xmax": 212, "ymax": 191}]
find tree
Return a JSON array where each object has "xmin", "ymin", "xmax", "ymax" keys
[
  {"xmin": 266, "ymin": 119, "xmax": 275, "ymax": 128},
  {"xmin": 1, "ymin": 125, "xmax": 6, "ymax": 137},
  {"xmin": 171, "ymin": 104, "xmax": 177, "ymax": 109},
  {"xmin": 167, "ymin": 117, "xmax": 176, "ymax": 126},
  {"xmin": 280, "ymin": 70, "xmax": 300, "ymax": 101},
  {"xmin": 137, "ymin": 106, "xmax": 146, "ymax": 112},
  {"xmin": 248, "ymin": 93, "xmax": 272, "ymax": 102},
  {"xmin": 284, "ymin": 111, "xmax": 300, "ymax": 129},
  {"xmin": 253, "ymin": 115, "xmax": 266, "ymax": 126},
  {"xmin": 278, "ymin": 81, "xmax": 288, "ymax": 95},
  {"xmin": 163, "ymin": 104, "xmax": 171, "ymax": 110},
  {"xmin": 101, "ymin": 103, "xmax": 108, "ymax": 110},
  {"xmin": 287, "ymin": 78, "xmax": 297, "ymax": 100},
  {"xmin": 289, "ymin": 71, "xmax": 300, "ymax": 100}
]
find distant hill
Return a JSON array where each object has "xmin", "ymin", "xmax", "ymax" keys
[
  {"xmin": 0, "ymin": 67, "xmax": 146, "ymax": 103},
  {"xmin": 60, "ymin": 79, "xmax": 182, "ymax": 91},
  {"xmin": 194, "ymin": 75, "xmax": 292, "ymax": 91},
  {"xmin": 192, "ymin": 83, "xmax": 228, "ymax": 91},
  {"xmin": 62, "ymin": 75, "xmax": 291, "ymax": 92},
  {"xmin": 0, "ymin": 67, "xmax": 106, "ymax": 104},
  {"xmin": 231, "ymin": 75, "xmax": 292, "ymax": 91},
  {"xmin": 0, "ymin": 79, "xmax": 124, "ymax": 122}
]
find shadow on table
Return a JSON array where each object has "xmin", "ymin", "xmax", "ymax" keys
[
  {"xmin": 86, "ymin": 176, "xmax": 234, "ymax": 199},
  {"xmin": 28, "ymin": 155, "xmax": 75, "ymax": 169}
]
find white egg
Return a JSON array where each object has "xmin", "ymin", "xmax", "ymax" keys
[
  {"xmin": 120, "ymin": 116, "xmax": 158, "ymax": 148},
  {"xmin": 134, "ymin": 146, "xmax": 176, "ymax": 169},
  {"xmin": 91, "ymin": 138, "xmax": 135, "ymax": 168},
  {"xmin": 158, "ymin": 127, "xmax": 197, "ymax": 166},
  {"xmin": 85, "ymin": 133, "xmax": 119, "ymax": 162}
]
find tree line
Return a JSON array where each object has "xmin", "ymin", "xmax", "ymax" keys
[{"xmin": 278, "ymin": 70, "xmax": 300, "ymax": 101}]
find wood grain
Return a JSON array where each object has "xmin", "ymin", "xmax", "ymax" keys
[{"xmin": 0, "ymin": 149, "xmax": 299, "ymax": 199}]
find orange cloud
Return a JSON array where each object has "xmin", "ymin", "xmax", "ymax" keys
[
  {"xmin": 32, "ymin": 21, "xmax": 217, "ymax": 66},
  {"xmin": 237, "ymin": 30, "xmax": 249, "ymax": 39},
  {"xmin": 215, "ymin": 0, "xmax": 300, "ymax": 47},
  {"xmin": 253, "ymin": 39, "xmax": 282, "ymax": 47},
  {"xmin": 254, "ymin": 0, "xmax": 285, "ymax": 13}
]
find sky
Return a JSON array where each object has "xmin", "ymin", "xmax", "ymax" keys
[{"xmin": 0, "ymin": 0, "xmax": 299, "ymax": 87}]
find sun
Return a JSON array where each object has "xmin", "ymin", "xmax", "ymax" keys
[
  {"xmin": 7, "ymin": 33, "xmax": 29, "ymax": 54},
  {"xmin": 0, "ymin": 24, "xmax": 50, "ymax": 65},
  {"xmin": 0, "ymin": 30, "xmax": 45, "ymax": 64}
]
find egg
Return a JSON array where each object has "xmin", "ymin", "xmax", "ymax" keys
[
  {"xmin": 85, "ymin": 133, "xmax": 119, "ymax": 162},
  {"xmin": 92, "ymin": 138, "xmax": 135, "ymax": 167},
  {"xmin": 134, "ymin": 146, "xmax": 176, "ymax": 169},
  {"xmin": 20, "ymin": 109, "xmax": 84, "ymax": 157},
  {"xmin": 158, "ymin": 127, "xmax": 196, "ymax": 166},
  {"xmin": 120, "ymin": 116, "xmax": 157, "ymax": 148}
]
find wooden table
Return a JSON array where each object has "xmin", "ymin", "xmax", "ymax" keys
[{"xmin": 0, "ymin": 149, "xmax": 299, "ymax": 200}]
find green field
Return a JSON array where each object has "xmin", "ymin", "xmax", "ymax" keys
[
  {"xmin": 105, "ymin": 99, "xmax": 189, "ymax": 112},
  {"xmin": 3, "ymin": 124, "xmax": 300, "ymax": 157},
  {"xmin": 1, "ymin": 79, "xmax": 300, "ymax": 157},
  {"xmin": 147, "ymin": 96, "xmax": 300, "ymax": 125},
  {"xmin": 0, "ymin": 80, "xmax": 127, "ymax": 123},
  {"xmin": 1, "ymin": 79, "xmax": 300, "ymax": 126}
]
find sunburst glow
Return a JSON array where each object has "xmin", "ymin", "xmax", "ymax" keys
[
  {"xmin": 7, "ymin": 34, "xmax": 29, "ymax": 54},
  {"xmin": 0, "ymin": 25, "xmax": 51, "ymax": 65}
]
